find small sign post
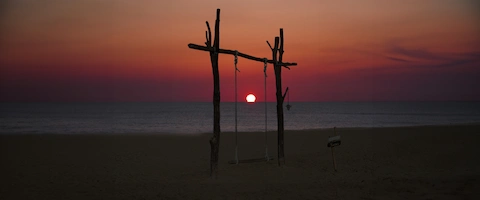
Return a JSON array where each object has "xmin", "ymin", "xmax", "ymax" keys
[{"xmin": 327, "ymin": 127, "xmax": 341, "ymax": 172}]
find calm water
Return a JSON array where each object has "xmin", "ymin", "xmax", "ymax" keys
[{"xmin": 1, "ymin": 102, "xmax": 480, "ymax": 134}]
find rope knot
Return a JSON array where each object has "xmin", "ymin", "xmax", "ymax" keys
[
  {"xmin": 234, "ymin": 50, "xmax": 240, "ymax": 72},
  {"xmin": 263, "ymin": 58, "xmax": 268, "ymax": 77},
  {"xmin": 234, "ymin": 50, "xmax": 238, "ymax": 64}
]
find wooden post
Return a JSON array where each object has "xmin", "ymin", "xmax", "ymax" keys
[
  {"xmin": 331, "ymin": 147, "xmax": 337, "ymax": 172},
  {"xmin": 271, "ymin": 29, "xmax": 288, "ymax": 166},
  {"xmin": 329, "ymin": 127, "xmax": 339, "ymax": 172},
  {"xmin": 208, "ymin": 9, "xmax": 221, "ymax": 179}
]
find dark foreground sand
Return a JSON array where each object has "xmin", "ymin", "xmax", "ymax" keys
[{"xmin": 1, "ymin": 124, "xmax": 479, "ymax": 199}]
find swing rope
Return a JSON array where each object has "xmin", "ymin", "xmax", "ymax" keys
[
  {"xmin": 234, "ymin": 50, "xmax": 239, "ymax": 164},
  {"xmin": 264, "ymin": 58, "xmax": 270, "ymax": 161},
  {"xmin": 232, "ymin": 53, "xmax": 269, "ymax": 164}
]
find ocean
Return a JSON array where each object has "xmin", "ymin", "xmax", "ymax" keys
[{"xmin": 1, "ymin": 102, "xmax": 480, "ymax": 134}]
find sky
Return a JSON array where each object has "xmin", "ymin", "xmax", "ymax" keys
[{"xmin": 0, "ymin": 0, "xmax": 479, "ymax": 102}]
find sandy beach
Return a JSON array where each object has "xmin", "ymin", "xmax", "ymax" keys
[{"xmin": 1, "ymin": 124, "xmax": 479, "ymax": 199}]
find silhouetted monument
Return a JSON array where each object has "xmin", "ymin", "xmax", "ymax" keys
[{"xmin": 187, "ymin": 8, "xmax": 297, "ymax": 178}]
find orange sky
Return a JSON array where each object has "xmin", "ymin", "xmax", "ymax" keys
[{"xmin": 1, "ymin": 0, "xmax": 479, "ymax": 102}]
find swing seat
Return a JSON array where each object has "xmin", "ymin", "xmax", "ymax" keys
[{"xmin": 228, "ymin": 157, "xmax": 274, "ymax": 164}]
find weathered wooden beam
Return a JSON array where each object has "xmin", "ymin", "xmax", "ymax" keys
[
  {"xmin": 282, "ymin": 87, "xmax": 289, "ymax": 100},
  {"xmin": 213, "ymin": 9, "xmax": 220, "ymax": 50},
  {"xmin": 188, "ymin": 44, "xmax": 297, "ymax": 67},
  {"xmin": 273, "ymin": 37, "xmax": 279, "ymax": 64},
  {"xmin": 205, "ymin": 21, "xmax": 211, "ymax": 47},
  {"xmin": 208, "ymin": 8, "xmax": 221, "ymax": 179},
  {"xmin": 275, "ymin": 29, "xmax": 286, "ymax": 167},
  {"xmin": 266, "ymin": 40, "xmax": 273, "ymax": 50},
  {"xmin": 279, "ymin": 29, "xmax": 285, "ymax": 64}
]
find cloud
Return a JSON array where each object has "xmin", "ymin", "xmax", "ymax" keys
[
  {"xmin": 388, "ymin": 45, "xmax": 447, "ymax": 61},
  {"xmin": 383, "ymin": 39, "xmax": 480, "ymax": 69},
  {"xmin": 385, "ymin": 56, "xmax": 410, "ymax": 62},
  {"xmin": 432, "ymin": 58, "xmax": 479, "ymax": 68}
]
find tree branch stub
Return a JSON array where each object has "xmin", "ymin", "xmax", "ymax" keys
[
  {"xmin": 206, "ymin": 21, "xmax": 212, "ymax": 47},
  {"xmin": 267, "ymin": 40, "xmax": 273, "ymax": 50},
  {"xmin": 273, "ymin": 37, "xmax": 279, "ymax": 67},
  {"xmin": 282, "ymin": 87, "xmax": 289, "ymax": 101},
  {"xmin": 279, "ymin": 29, "xmax": 284, "ymax": 64}
]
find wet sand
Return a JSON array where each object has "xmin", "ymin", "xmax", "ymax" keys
[{"xmin": 1, "ymin": 124, "xmax": 479, "ymax": 199}]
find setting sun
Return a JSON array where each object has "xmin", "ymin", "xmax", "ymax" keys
[{"xmin": 246, "ymin": 94, "xmax": 256, "ymax": 103}]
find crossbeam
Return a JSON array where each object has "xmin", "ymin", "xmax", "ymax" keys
[{"xmin": 188, "ymin": 43, "xmax": 297, "ymax": 68}]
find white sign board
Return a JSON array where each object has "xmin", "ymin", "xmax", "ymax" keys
[{"xmin": 327, "ymin": 135, "xmax": 341, "ymax": 147}]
